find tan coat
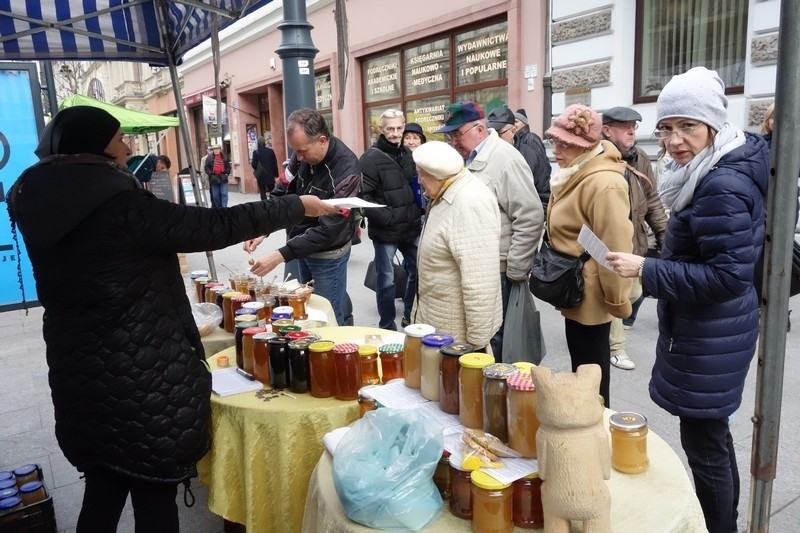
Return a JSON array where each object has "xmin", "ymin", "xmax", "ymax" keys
[
  {"xmin": 413, "ymin": 170, "xmax": 503, "ymax": 347},
  {"xmin": 548, "ymin": 141, "xmax": 633, "ymax": 324}
]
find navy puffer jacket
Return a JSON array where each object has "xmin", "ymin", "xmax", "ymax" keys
[
  {"xmin": 643, "ymin": 133, "xmax": 769, "ymax": 419},
  {"xmin": 9, "ymin": 155, "xmax": 304, "ymax": 483}
]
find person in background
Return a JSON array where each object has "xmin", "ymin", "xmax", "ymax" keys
[
  {"xmin": 155, "ymin": 155, "xmax": 171, "ymax": 172},
  {"xmin": 488, "ymin": 106, "xmax": 551, "ymax": 210},
  {"xmin": 204, "ymin": 144, "xmax": 231, "ymax": 207},
  {"xmin": 601, "ymin": 106, "xmax": 668, "ymax": 370},
  {"xmin": 358, "ymin": 109, "xmax": 422, "ymax": 330},
  {"xmin": 251, "ymin": 135, "xmax": 280, "ymax": 201},
  {"xmin": 246, "ymin": 108, "xmax": 361, "ymax": 326},
  {"xmin": 402, "ymin": 122, "xmax": 426, "ymax": 152},
  {"xmin": 199, "ymin": 146, "xmax": 212, "ymax": 190},
  {"xmin": 514, "ymin": 108, "xmax": 551, "ymax": 207},
  {"xmin": 6, "ymin": 106, "xmax": 337, "ymax": 533},
  {"xmin": 543, "ymin": 103, "xmax": 633, "ymax": 407},
  {"xmin": 607, "ymin": 67, "xmax": 768, "ymax": 533},
  {"xmin": 412, "ymin": 141, "xmax": 502, "ymax": 348}
]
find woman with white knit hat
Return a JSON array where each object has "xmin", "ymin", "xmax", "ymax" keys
[
  {"xmin": 411, "ymin": 141, "xmax": 502, "ymax": 349},
  {"xmin": 607, "ymin": 67, "xmax": 769, "ymax": 533}
]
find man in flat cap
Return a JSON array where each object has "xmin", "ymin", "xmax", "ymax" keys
[
  {"xmin": 437, "ymin": 102, "xmax": 543, "ymax": 361},
  {"xmin": 602, "ymin": 106, "xmax": 668, "ymax": 370}
]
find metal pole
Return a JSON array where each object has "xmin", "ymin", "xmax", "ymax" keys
[
  {"xmin": 276, "ymin": 0, "xmax": 319, "ymax": 116},
  {"xmin": 748, "ymin": 0, "xmax": 800, "ymax": 530},
  {"xmin": 40, "ymin": 62, "xmax": 58, "ymax": 117},
  {"xmin": 156, "ymin": 1, "xmax": 217, "ymax": 280}
]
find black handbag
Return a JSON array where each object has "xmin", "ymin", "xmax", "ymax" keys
[
  {"xmin": 529, "ymin": 235, "xmax": 591, "ymax": 309},
  {"xmin": 364, "ymin": 254, "xmax": 408, "ymax": 299}
]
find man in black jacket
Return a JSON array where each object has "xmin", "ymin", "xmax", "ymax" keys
[
  {"xmin": 358, "ymin": 109, "xmax": 422, "ymax": 330},
  {"xmin": 251, "ymin": 136, "xmax": 279, "ymax": 200},
  {"xmin": 247, "ymin": 108, "xmax": 361, "ymax": 325},
  {"xmin": 514, "ymin": 108, "xmax": 551, "ymax": 210}
]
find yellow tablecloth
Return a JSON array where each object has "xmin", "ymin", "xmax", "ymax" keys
[
  {"xmin": 301, "ymin": 412, "xmax": 708, "ymax": 533},
  {"xmin": 197, "ymin": 326, "xmax": 397, "ymax": 533},
  {"xmin": 199, "ymin": 294, "xmax": 338, "ymax": 356}
]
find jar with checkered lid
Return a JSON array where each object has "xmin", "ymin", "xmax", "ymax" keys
[
  {"xmin": 507, "ymin": 371, "xmax": 539, "ymax": 457},
  {"xmin": 333, "ymin": 343, "xmax": 361, "ymax": 400},
  {"xmin": 378, "ymin": 343, "xmax": 404, "ymax": 382}
]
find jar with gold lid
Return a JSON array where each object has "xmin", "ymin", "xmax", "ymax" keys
[
  {"xmin": 309, "ymin": 341, "xmax": 336, "ymax": 398},
  {"xmin": 378, "ymin": 343, "xmax": 404, "ymax": 382},
  {"xmin": 439, "ymin": 342, "xmax": 473, "ymax": 415},
  {"xmin": 271, "ymin": 318, "xmax": 294, "ymax": 335},
  {"xmin": 402, "ymin": 323, "xmax": 435, "ymax": 389},
  {"xmin": 507, "ymin": 371, "xmax": 539, "ymax": 458},
  {"xmin": 609, "ymin": 412, "xmax": 649, "ymax": 474},
  {"xmin": 357, "ymin": 345, "xmax": 381, "ymax": 386},
  {"xmin": 471, "ymin": 470, "xmax": 513, "ymax": 533},
  {"xmin": 458, "ymin": 353, "xmax": 494, "ymax": 429},
  {"xmin": 482, "ymin": 363, "xmax": 519, "ymax": 442},
  {"xmin": 420, "ymin": 333, "xmax": 453, "ymax": 401}
]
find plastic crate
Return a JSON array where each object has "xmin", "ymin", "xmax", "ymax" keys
[{"xmin": 0, "ymin": 464, "xmax": 57, "ymax": 533}]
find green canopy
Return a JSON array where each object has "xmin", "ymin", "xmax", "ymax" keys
[{"xmin": 59, "ymin": 94, "xmax": 179, "ymax": 134}]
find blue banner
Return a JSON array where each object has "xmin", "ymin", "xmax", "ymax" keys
[{"xmin": 0, "ymin": 64, "xmax": 42, "ymax": 308}]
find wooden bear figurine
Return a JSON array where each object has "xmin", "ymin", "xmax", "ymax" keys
[{"xmin": 530, "ymin": 364, "xmax": 611, "ymax": 533}]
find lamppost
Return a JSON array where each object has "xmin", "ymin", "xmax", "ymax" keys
[{"xmin": 276, "ymin": 0, "xmax": 319, "ymax": 118}]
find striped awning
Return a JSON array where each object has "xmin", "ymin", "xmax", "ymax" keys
[{"xmin": 0, "ymin": 0, "xmax": 272, "ymax": 65}]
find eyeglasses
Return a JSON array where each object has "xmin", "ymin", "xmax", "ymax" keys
[
  {"xmin": 445, "ymin": 123, "xmax": 479, "ymax": 141},
  {"xmin": 652, "ymin": 123, "xmax": 703, "ymax": 139},
  {"xmin": 498, "ymin": 126, "xmax": 515, "ymax": 136},
  {"xmin": 545, "ymin": 137, "xmax": 570, "ymax": 151},
  {"xmin": 608, "ymin": 122, "xmax": 639, "ymax": 131}
]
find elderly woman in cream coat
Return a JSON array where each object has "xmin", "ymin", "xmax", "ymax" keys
[{"xmin": 411, "ymin": 141, "xmax": 502, "ymax": 349}]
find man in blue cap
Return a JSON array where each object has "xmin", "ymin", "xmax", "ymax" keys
[
  {"xmin": 602, "ymin": 106, "xmax": 668, "ymax": 370},
  {"xmin": 436, "ymin": 102, "xmax": 543, "ymax": 360}
]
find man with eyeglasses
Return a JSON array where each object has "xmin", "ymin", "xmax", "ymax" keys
[
  {"xmin": 601, "ymin": 106, "xmax": 668, "ymax": 370},
  {"xmin": 437, "ymin": 101, "xmax": 543, "ymax": 361},
  {"xmin": 488, "ymin": 107, "xmax": 551, "ymax": 211},
  {"xmin": 358, "ymin": 108, "xmax": 422, "ymax": 330}
]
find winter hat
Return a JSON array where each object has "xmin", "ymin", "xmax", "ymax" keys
[
  {"xmin": 403, "ymin": 122, "xmax": 427, "ymax": 143},
  {"xmin": 656, "ymin": 66, "xmax": 728, "ymax": 131},
  {"xmin": 413, "ymin": 141, "xmax": 464, "ymax": 180},
  {"xmin": 513, "ymin": 112, "xmax": 529, "ymax": 126},
  {"xmin": 35, "ymin": 106, "xmax": 121, "ymax": 159},
  {"xmin": 545, "ymin": 104, "xmax": 602, "ymax": 150}
]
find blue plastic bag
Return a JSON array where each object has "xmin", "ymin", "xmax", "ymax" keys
[{"xmin": 332, "ymin": 408, "xmax": 444, "ymax": 531}]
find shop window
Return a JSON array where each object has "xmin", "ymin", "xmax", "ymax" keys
[
  {"xmin": 405, "ymin": 95, "xmax": 451, "ymax": 142},
  {"xmin": 454, "ymin": 21, "xmax": 508, "ymax": 86},
  {"xmin": 315, "ymin": 72, "xmax": 334, "ymax": 134},
  {"xmin": 405, "ymin": 37, "xmax": 450, "ymax": 96},
  {"xmin": 455, "ymin": 87, "xmax": 508, "ymax": 116},
  {"xmin": 363, "ymin": 53, "xmax": 401, "ymax": 104},
  {"xmin": 634, "ymin": 0, "xmax": 747, "ymax": 102}
]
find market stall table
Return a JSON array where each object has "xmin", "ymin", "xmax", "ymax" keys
[
  {"xmin": 198, "ymin": 326, "xmax": 401, "ymax": 533},
  {"xmin": 301, "ymin": 411, "xmax": 707, "ymax": 533},
  {"xmin": 199, "ymin": 294, "xmax": 338, "ymax": 355}
]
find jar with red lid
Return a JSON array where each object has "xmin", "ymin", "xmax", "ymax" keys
[
  {"xmin": 204, "ymin": 281, "xmax": 224, "ymax": 305},
  {"xmin": 242, "ymin": 326, "xmax": 266, "ymax": 375},
  {"xmin": 333, "ymin": 343, "xmax": 361, "ymax": 401},
  {"xmin": 309, "ymin": 341, "xmax": 336, "ymax": 398},
  {"xmin": 378, "ymin": 343, "xmax": 404, "ymax": 382},
  {"xmin": 482, "ymin": 363, "xmax": 519, "ymax": 442},
  {"xmin": 507, "ymin": 371, "xmax": 539, "ymax": 457},
  {"xmin": 268, "ymin": 337, "xmax": 291, "ymax": 389},
  {"xmin": 420, "ymin": 333, "xmax": 453, "ymax": 401},
  {"xmin": 252, "ymin": 332, "xmax": 276, "ymax": 384},
  {"xmin": 357, "ymin": 345, "xmax": 381, "ymax": 386},
  {"xmin": 439, "ymin": 342, "xmax": 473, "ymax": 415},
  {"xmin": 402, "ymin": 323, "xmax": 435, "ymax": 389},
  {"xmin": 513, "ymin": 472, "xmax": 544, "ymax": 529},
  {"xmin": 286, "ymin": 331, "xmax": 311, "ymax": 342}
]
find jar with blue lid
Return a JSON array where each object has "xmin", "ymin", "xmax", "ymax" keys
[
  {"xmin": 0, "ymin": 496, "xmax": 23, "ymax": 514},
  {"xmin": 19, "ymin": 480, "xmax": 46, "ymax": 506},
  {"xmin": 420, "ymin": 334, "xmax": 454, "ymax": 401},
  {"xmin": 0, "ymin": 479, "xmax": 16, "ymax": 491},
  {"xmin": 0, "ymin": 471, "xmax": 12, "ymax": 483},
  {"xmin": 0, "ymin": 486, "xmax": 19, "ymax": 500}
]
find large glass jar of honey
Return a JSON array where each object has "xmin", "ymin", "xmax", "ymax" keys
[
  {"xmin": 609, "ymin": 412, "xmax": 649, "ymax": 474},
  {"xmin": 507, "ymin": 372, "xmax": 539, "ymax": 458},
  {"xmin": 482, "ymin": 363, "xmax": 519, "ymax": 443},
  {"xmin": 420, "ymin": 334, "xmax": 453, "ymax": 401},
  {"xmin": 309, "ymin": 341, "xmax": 336, "ymax": 398},
  {"xmin": 252, "ymin": 332, "xmax": 276, "ymax": 384},
  {"xmin": 333, "ymin": 343, "xmax": 361, "ymax": 401},
  {"xmin": 448, "ymin": 462, "xmax": 473, "ymax": 519},
  {"xmin": 288, "ymin": 338, "xmax": 314, "ymax": 393},
  {"xmin": 242, "ymin": 326, "xmax": 266, "ymax": 375},
  {"xmin": 470, "ymin": 470, "xmax": 513, "ymax": 533},
  {"xmin": 458, "ymin": 353, "xmax": 494, "ymax": 429},
  {"xmin": 234, "ymin": 320, "xmax": 258, "ymax": 370},
  {"xmin": 285, "ymin": 293, "xmax": 307, "ymax": 320},
  {"xmin": 439, "ymin": 342, "xmax": 473, "ymax": 415},
  {"xmin": 378, "ymin": 343, "xmax": 404, "ymax": 382},
  {"xmin": 222, "ymin": 291, "xmax": 243, "ymax": 333},
  {"xmin": 357, "ymin": 345, "xmax": 381, "ymax": 386},
  {"xmin": 512, "ymin": 472, "xmax": 544, "ymax": 529},
  {"xmin": 402, "ymin": 323, "xmax": 435, "ymax": 389}
]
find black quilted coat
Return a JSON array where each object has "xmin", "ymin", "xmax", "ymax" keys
[
  {"xmin": 8, "ymin": 154, "xmax": 304, "ymax": 484},
  {"xmin": 358, "ymin": 135, "xmax": 422, "ymax": 243}
]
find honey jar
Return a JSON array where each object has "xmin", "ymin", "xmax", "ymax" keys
[
  {"xmin": 271, "ymin": 318, "xmax": 294, "ymax": 335},
  {"xmin": 357, "ymin": 345, "xmax": 381, "ymax": 386},
  {"xmin": 252, "ymin": 332, "xmax": 276, "ymax": 384},
  {"xmin": 242, "ymin": 326, "xmax": 266, "ymax": 374},
  {"xmin": 439, "ymin": 342, "xmax": 473, "ymax": 415},
  {"xmin": 285, "ymin": 293, "xmax": 308, "ymax": 320},
  {"xmin": 0, "ymin": 471, "xmax": 12, "ymax": 483},
  {"xmin": 378, "ymin": 343, "xmax": 404, "ymax": 382},
  {"xmin": 471, "ymin": 470, "xmax": 513, "ymax": 533},
  {"xmin": 0, "ymin": 479, "xmax": 15, "ymax": 491},
  {"xmin": 512, "ymin": 472, "xmax": 544, "ymax": 529},
  {"xmin": 420, "ymin": 333, "xmax": 453, "ymax": 401},
  {"xmin": 268, "ymin": 336, "xmax": 291, "ymax": 389},
  {"xmin": 0, "ymin": 486, "xmax": 19, "ymax": 501},
  {"xmin": 458, "ymin": 353, "xmax": 494, "ymax": 429},
  {"xmin": 309, "ymin": 341, "xmax": 336, "ymax": 398},
  {"xmin": 507, "ymin": 372, "xmax": 539, "ymax": 458},
  {"xmin": 204, "ymin": 282, "xmax": 224, "ymax": 305},
  {"xmin": 195, "ymin": 277, "xmax": 211, "ymax": 303},
  {"xmin": 448, "ymin": 462, "xmax": 473, "ymax": 519},
  {"xmin": 402, "ymin": 323, "xmax": 435, "ymax": 389},
  {"xmin": 609, "ymin": 412, "xmax": 649, "ymax": 474},
  {"xmin": 242, "ymin": 301, "xmax": 267, "ymax": 327},
  {"xmin": 222, "ymin": 291, "xmax": 243, "ymax": 333},
  {"xmin": 19, "ymin": 480, "xmax": 47, "ymax": 506},
  {"xmin": 288, "ymin": 338, "xmax": 314, "ymax": 393},
  {"xmin": 357, "ymin": 385, "xmax": 380, "ymax": 418},
  {"xmin": 482, "ymin": 363, "xmax": 519, "ymax": 443},
  {"xmin": 12, "ymin": 465, "xmax": 39, "ymax": 487},
  {"xmin": 0, "ymin": 496, "xmax": 23, "ymax": 514},
  {"xmin": 432, "ymin": 452, "xmax": 451, "ymax": 500},
  {"xmin": 333, "ymin": 343, "xmax": 361, "ymax": 400}
]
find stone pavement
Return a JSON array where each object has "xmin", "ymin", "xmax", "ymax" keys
[{"xmin": 2, "ymin": 191, "xmax": 799, "ymax": 532}]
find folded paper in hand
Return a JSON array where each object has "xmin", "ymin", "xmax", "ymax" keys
[{"xmin": 323, "ymin": 198, "xmax": 386, "ymax": 209}]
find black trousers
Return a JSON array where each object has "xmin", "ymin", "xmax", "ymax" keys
[
  {"xmin": 76, "ymin": 468, "xmax": 179, "ymax": 533},
  {"xmin": 679, "ymin": 416, "xmax": 740, "ymax": 533},
  {"xmin": 564, "ymin": 318, "xmax": 611, "ymax": 407}
]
